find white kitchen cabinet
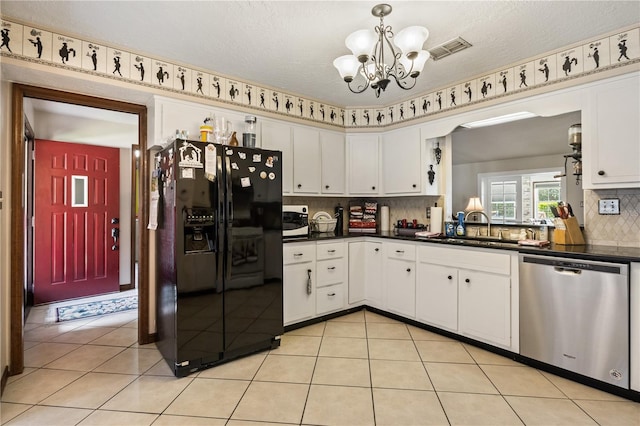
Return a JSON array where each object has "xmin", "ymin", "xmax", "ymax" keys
[
  {"xmin": 348, "ymin": 241, "xmax": 366, "ymax": 304},
  {"xmin": 348, "ymin": 134, "xmax": 380, "ymax": 195},
  {"xmin": 584, "ymin": 73, "xmax": 640, "ymax": 188},
  {"xmin": 293, "ymin": 126, "xmax": 321, "ymax": 194},
  {"xmin": 316, "ymin": 241, "xmax": 347, "ymax": 315},
  {"xmin": 283, "ymin": 243, "xmax": 316, "ymax": 325},
  {"xmin": 382, "ymin": 127, "xmax": 422, "ymax": 194},
  {"xmin": 385, "ymin": 259, "xmax": 416, "ymax": 319},
  {"xmin": 416, "ymin": 245, "xmax": 512, "ymax": 348},
  {"xmin": 365, "ymin": 241, "xmax": 384, "ymax": 307},
  {"xmin": 348, "ymin": 240, "xmax": 383, "ymax": 306},
  {"xmin": 320, "ymin": 131, "xmax": 346, "ymax": 194},
  {"xmin": 458, "ymin": 269, "xmax": 511, "ymax": 348},
  {"xmin": 261, "ymin": 120, "xmax": 293, "ymax": 194},
  {"xmin": 416, "ymin": 263, "xmax": 458, "ymax": 332}
]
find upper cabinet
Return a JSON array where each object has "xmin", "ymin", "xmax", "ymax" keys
[
  {"xmin": 261, "ymin": 120, "xmax": 293, "ymax": 194},
  {"xmin": 382, "ymin": 127, "xmax": 422, "ymax": 194},
  {"xmin": 348, "ymin": 134, "xmax": 380, "ymax": 195},
  {"xmin": 321, "ymin": 131, "xmax": 346, "ymax": 194},
  {"xmin": 292, "ymin": 126, "xmax": 321, "ymax": 194},
  {"xmin": 584, "ymin": 73, "xmax": 640, "ymax": 189}
]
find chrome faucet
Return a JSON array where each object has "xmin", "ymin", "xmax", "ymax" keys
[
  {"xmin": 526, "ymin": 228, "xmax": 536, "ymax": 240},
  {"xmin": 465, "ymin": 210, "xmax": 491, "ymax": 238}
]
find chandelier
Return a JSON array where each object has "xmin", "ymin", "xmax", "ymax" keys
[{"xmin": 333, "ymin": 4, "xmax": 430, "ymax": 97}]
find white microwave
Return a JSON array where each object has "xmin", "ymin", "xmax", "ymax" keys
[{"xmin": 283, "ymin": 205, "xmax": 309, "ymax": 238}]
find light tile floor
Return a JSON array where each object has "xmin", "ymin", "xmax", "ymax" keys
[{"xmin": 2, "ymin": 307, "xmax": 639, "ymax": 425}]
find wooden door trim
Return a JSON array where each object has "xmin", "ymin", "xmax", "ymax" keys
[{"xmin": 10, "ymin": 84, "xmax": 151, "ymax": 375}]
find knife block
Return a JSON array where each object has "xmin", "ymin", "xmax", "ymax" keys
[{"xmin": 553, "ymin": 217, "xmax": 585, "ymax": 245}]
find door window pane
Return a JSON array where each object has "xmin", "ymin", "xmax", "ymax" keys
[{"xmin": 71, "ymin": 175, "xmax": 88, "ymax": 207}]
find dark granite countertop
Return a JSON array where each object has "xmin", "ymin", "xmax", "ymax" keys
[{"xmin": 285, "ymin": 231, "xmax": 640, "ymax": 263}]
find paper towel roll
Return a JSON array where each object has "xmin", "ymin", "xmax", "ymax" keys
[
  {"xmin": 380, "ymin": 206, "xmax": 390, "ymax": 232},
  {"xmin": 430, "ymin": 207, "xmax": 443, "ymax": 233}
]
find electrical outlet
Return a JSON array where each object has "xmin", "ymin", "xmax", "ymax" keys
[{"xmin": 598, "ymin": 198, "xmax": 620, "ymax": 215}]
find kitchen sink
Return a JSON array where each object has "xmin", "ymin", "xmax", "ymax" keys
[{"xmin": 440, "ymin": 237, "xmax": 520, "ymax": 248}]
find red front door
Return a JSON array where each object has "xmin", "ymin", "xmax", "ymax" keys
[{"xmin": 34, "ymin": 140, "xmax": 120, "ymax": 304}]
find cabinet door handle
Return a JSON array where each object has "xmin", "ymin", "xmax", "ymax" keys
[
  {"xmin": 374, "ymin": 248, "xmax": 380, "ymax": 252},
  {"xmin": 412, "ymin": 184, "xmax": 417, "ymax": 188},
  {"xmin": 327, "ymin": 293, "xmax": 336, "ymax": 297},
  {"xmin": 396, "ymin": 250, "xmax": 405, "ymax": 253},
  {"xmin": 598, "ymin": 170, "xmax": 605, "ymax": 176},
  {"xmin": 372, "ymin": 186, "xmax": 376, "ymax": 190},
  {"xmin": 447, "ymin": 275, "xmax": 453, "ymax": 280},
  {"xmin": 327, "ymin": 266, "xmax": 336, "ymax": 270},
  {"xmin": 294, "ymin": 253, "xmax": 304, "ymax": 257},
  {"xmin": 307, "ymin": 269, "xmax": 313, "ymax": 295},
  {"xmin": 327, "ymin": 249, "xmax": 336, "ymax": 253},
  {"xmin": 465, "ymin": 278, "xmax": 470, "ymax": 283},
  {"xmin": 406, "ymin": 268, "xmax": 411, "ymax": 272},
  {"xmin": 325, "ymin": 185, "xmax": 330, "ymax": 189},
  {"xmin": 297, "ymin": 183, "xmax": 302, "ymax": 188}
]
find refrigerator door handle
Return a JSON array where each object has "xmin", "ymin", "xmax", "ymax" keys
[
  {"xmin": 225, "ymin": 154, "xmax": 233, "ymax": 284},
  {"xmin": 216, "ymin": 153, "xmax": 225, "ymax": 286}
]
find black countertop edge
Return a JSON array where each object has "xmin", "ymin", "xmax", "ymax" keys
[{"xmin": 285, "ymin": 232, "xmax": 640, "ymax": 263}]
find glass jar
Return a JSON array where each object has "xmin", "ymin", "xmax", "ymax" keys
[
  {"xmin": 568, "ymin": 123, "xmax": 582, "ymax": 148},
  {"xmin": 243, "ymin": 115, "xmax": 257, "ymax": 148}
]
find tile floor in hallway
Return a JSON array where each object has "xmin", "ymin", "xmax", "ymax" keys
[{"xmin": 1, "ymin": 306, "xmax": 639, "ymax": 425}]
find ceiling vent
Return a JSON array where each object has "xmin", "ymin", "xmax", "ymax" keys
[{"xmin": 428, "ymin": 37, "xmax": 472, "ymax": 61}]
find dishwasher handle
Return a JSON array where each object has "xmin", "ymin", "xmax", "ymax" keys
[{"xmin": 554, "ymin": 266, "xmax": 582, "ymax": 275}]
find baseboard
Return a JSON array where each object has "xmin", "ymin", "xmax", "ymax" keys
[
  {"xmin": 140, "ymin": 332, "xmax": 157, "ymax": 346},
  {"xmin": 120, "ymin": 283, "xmax": 134, "ymax": 291},
  {"xmin": 1, "ymin": 365, "xmax": 8, "ymax": 397}
]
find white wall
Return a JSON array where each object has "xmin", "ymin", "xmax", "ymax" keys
[{"xmin": 119, "ymin": 148, "xmax": 132, "ymax": 286}]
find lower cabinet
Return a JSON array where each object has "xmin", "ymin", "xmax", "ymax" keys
[
  {"xmin": 283, "ymin": 243, "xmax": 316, "ymax": 325},
  {"xmin": 416, "ymin": 245, "xmax": 513, "ymax": 349},
  {"xmin": 384, "ymin": 242, "xmax": 416, "ymax": 318},
  {"xmin": 286, "ymin": 239, "xmax": 514, "ymax": 350},
  {"xmin": 416, "ymin": 263, "xmax": 458, "ymax": 332},
  {"xmin": 458, "ymin": 269, "xmax": 511, "ymax": 347},
  {"xmin": 284, "ymin": 241, "xmax": 346, "ymax": 325}
]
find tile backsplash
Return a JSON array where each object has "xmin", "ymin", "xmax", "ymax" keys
[
  {"xmin": 583, "ymin": 189, "xmax": 640, "ymax": 248},
  {"xmin": 284, "ymin": 196, "xmax": 443, "ymax": 234},
  {"xmin": 286, "ymin": 189, "xmax": 640, "ymax": 248}
]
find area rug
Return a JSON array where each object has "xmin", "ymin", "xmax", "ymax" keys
[{"xmin": 56, "ymin": 295, "xmax": 138, "ymax": 322}]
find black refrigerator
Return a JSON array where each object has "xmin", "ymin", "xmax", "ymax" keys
[{"xmin": 156, "ymin": 138, "xmax": 283, "ymax": 377}]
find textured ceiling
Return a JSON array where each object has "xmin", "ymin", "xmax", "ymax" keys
[{"xmin": 2, "ymin": 1, "xmax": 639, "ymax": 107}]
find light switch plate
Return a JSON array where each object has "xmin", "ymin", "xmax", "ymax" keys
[{"xmin": 598, "ymin": 198, "xmax": 620, "ymax": 215}]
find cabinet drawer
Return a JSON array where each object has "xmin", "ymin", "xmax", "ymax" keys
[
  {"xmin": 386, "ymin": 242, "xmax": 416, "ymax": 261},
  {"xmin": 316, "ymin": 284, "xmax": 345, "ymax": 315},
  {"xmin": 283, "ymin": 243, "xmax": 316, "ymax": 265},
  {"xmin": 316, "ymin": 258, "xmax": 346, "ymax": 287},
  {"xmin": 316, "ymin": 241, "xmax": 345, "ymax": 260}
]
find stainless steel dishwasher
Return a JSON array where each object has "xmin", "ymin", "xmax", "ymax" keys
[{"xmin": 519, "ymin": 254, "xmax": 629, "ymax": 388}]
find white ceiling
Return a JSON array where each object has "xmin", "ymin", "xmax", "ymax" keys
[{"xmin": 2, "ymin": 1, "xmax": 639, "ymax": 107}]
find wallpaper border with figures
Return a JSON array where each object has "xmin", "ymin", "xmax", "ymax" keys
[{"xmin": 1, "ymin": 18, "xmax": 638, "ymax": 129}]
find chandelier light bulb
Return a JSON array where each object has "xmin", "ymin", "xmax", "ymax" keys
[
  {"xmin": 394, "ymin": 26, "xmax": 430, "ymax": 57},
  {"xmin": 333, "ymin": 55, "xmax": 361, "ymax": 82},
  {"xmin": 346, "ymin": 29, "xmax": 377, "ymax": 62}
]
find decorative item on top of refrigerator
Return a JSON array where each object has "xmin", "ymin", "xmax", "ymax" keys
[{"xmin": 243, "ymin": 115, "xmax": 257, "ymax": 148}]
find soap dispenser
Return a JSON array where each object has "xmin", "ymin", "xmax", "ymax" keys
[{"xmin": 456, "ymin": 211, "xmax": 466, "ymax": 236}]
